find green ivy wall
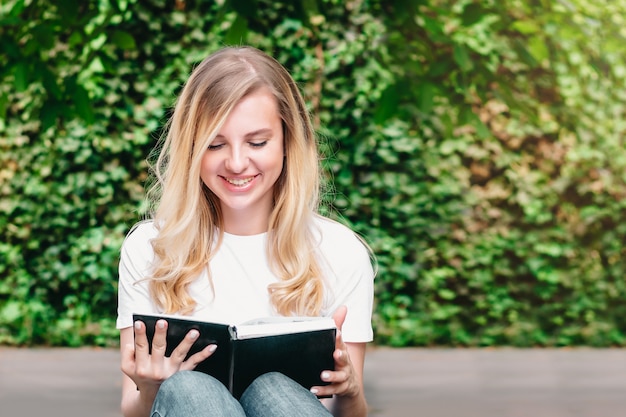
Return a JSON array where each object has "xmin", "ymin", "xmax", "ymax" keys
[{"xmin": 1, "ymin": 0, "xmax": 625, "ymax": 347}]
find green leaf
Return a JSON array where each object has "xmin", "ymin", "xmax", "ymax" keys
[
  {"xmin": 230, "ymin": 0, "xmax": 259, "ymax": 19},
  {"xmin": 0, "ymin": 301, "xmax": 22, "ymax": 323},
  {"xmin": 40, "ymin": 99, "xmax": 60, "ymax": 131},
  {"xmin": 418, "ymin": 82, "xmax": 436, "ymax": 114},
  {"xmin": 224, "ymin": 14, "xmax": 249, "ymax": 45},
  {"xmin": 109, "ymin": 30, "xmax": 136, "ymax": 50},
  {"xmin": 0, "ymin": 16, "xmax": 22, "ymax": 26},
  {"xmin": 528, "ymin": 35, "xmax": 549, "ymax": 63},
  {"xmin": 420, "ymin": 16, "xmax": 444, "ymax": 39},
  {"xmin": 512, "ymin": 20, "xmax": 540, "ymax": 35},
  {"xmin": 453, "ymin": 44, "xmax": 473, "ymax": 72},
  {"xmin": 32, "ymin": 25, "xmax": 55, "ymax": 50},
  {"xmin": 73, "ymin": 85, "xmax": 95, "ymax": 124},
  {"xmin": 0, "ymin": 38, "xmax": 21, "ymax": 59},
  {"xmin": 39, "ymin": 65, "xmax": 62, "ymax": 99},
  {"xmin": 374, "ymin": 84, "xmax": 400, "ymax": 124},
  {"xmin": 9, "ymin": 0, "xmax": 26, "ymax": 17},
  {"xmin": 13, "ymin": 62, "xmax": 28, "ymax": 92},
  {"xmin": 438, "ymin": 289, "xmax": 456, "ymax": 300},
  {"xmin": 0, "ymin": 93, "xmax": 8, "ymax": 120},
  {"xmin": 57, "ymin": 0, "xmax": 80, "ymax": 22},
  {"xmin": 461, "ymin": 3, "xmax": 486, "ymax": 26}
]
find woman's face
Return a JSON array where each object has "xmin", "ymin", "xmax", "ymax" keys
[{"xmin": 200, "ymin": 88, "xmax": 284, "ymax": 234}]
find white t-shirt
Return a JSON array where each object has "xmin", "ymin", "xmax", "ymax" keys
[{"xmin": 116, "ymin": 216, "xmax": 374, "ymax": 343}]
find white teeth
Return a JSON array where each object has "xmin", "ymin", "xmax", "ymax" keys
[{"xmin": 226, "ymin": 177, "xmax": 253, "ymax": 186}]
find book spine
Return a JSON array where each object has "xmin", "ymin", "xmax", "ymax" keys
[{"xmin": 228, "ymin": 326, "xmax": 236, "ymax": 393}]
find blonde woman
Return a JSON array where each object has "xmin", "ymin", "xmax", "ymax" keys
[{"xmin": 117, "ymin": 46, "xmax": 374, "ymax": 417}]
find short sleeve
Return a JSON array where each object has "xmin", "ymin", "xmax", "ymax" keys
[
  {"xmin": 316, "ymin": 218, "xmax": 375, "ymax": 343},
  {"xmin": 116, "ymin": 221, "xmax": 160, "ymax": 329}
]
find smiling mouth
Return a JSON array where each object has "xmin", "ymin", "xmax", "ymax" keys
[{"xmin": 224, "ymin": 176, "xmax": 255, "ymax": 186}]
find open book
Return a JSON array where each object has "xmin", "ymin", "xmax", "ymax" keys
[{"xmin": 133, "ymin": 313, "xmax": 337, "ymax": 398}]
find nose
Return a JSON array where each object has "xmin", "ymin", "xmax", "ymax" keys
[{"xmin": 224, "ymin": 145, "xmax": 249, "ymax": 174}]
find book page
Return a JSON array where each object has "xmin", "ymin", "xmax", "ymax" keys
[{"xmin": 233, "ymin": 316, "xmax": 336, "ymax": 340}]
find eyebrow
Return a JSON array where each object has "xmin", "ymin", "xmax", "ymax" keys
[{"xmin": 215, "ymin": 128, "xmax": 274, "ymax": 139}]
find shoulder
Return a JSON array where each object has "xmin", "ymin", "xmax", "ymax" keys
[
  {"xmin": 121, "ymin": 220, "xmax": 158, "ymax": 257},
  {"xmin": 311, "ymin": 215, "xmax": 372, "ymax": 266},
  {"xmin": 125, "ymin": 219, "xmax": 158, "ymax": 240},
  {"xmin": 313, "ymin": 215, "xmax": 359, "ymax": 241}
]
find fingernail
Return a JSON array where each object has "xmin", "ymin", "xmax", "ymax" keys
[
  {"xmin": 208, "ymin": 344, "xmax": 217, "ymax": 352},
  {"xmin": 134, "ymin": 321, "xmax": 142, "ymax": 330},
  {"xmin": 310, "ymin": 388, "xmax": 319, "ymax": 394},
  {"xmin": 189, "ymin": 330, "xmax": 199, "ymax": 339},
  {"xmin": 336, "ymin": 349, "xmax": 343, "ymax": 358},
  {"xmin": 157, "ymin": 320, "xmax": 166, "ymax": 329},
  {"xmin": 321, "ymin": 371, "xmax": 330, "ymax": 381}
]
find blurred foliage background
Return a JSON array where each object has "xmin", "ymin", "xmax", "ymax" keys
[{"xmin": 1, "ymin": 0, "xmax": 625, "ymax": 347}]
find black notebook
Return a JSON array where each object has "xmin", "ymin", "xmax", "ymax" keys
[{"xmin": 133, "ymin": 313, "xmax": 337, "ymax": 398}]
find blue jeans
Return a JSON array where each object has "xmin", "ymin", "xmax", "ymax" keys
[{"xmin": 151, "ymin": 371, "xmax": 333, "ymax": 416}]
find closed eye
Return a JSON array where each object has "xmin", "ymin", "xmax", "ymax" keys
[
  {"xmin": 250, "ymin": 140, "xmax": 268, "ymax": 148},
  {"xmin": 207, "ymin": 143, "xmax": 224, "ymax": 151}
]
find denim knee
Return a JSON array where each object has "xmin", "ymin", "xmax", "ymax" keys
[
  {"xmin": 158, "ymin": 370, "xmax": 223, "ymax": 398},
  {"xmin": 152, "ymin": 371, "xmax": 245, "ymax": 417},
  {"xmin": 240, "ymin": 372, "xmax": 332, "ymax": 417},
  {"xmin": 247, "ymin": 372, "xmax": 290, "ymax": 392}
]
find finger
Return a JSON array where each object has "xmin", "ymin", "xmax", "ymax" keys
[
  {"xmin": 310, "ymin": 385, "xmax": 333, "ymax": 398},
  {"xmin": 181, "ymin": 344, "xmax": 218, "ymax": 371},
  {"xmin": 333, "ymin": 329, "xmax": 349, "ymax": 365},
  {"xmin": 321, "ymin": 369, "xmax": 348, "ymax": 384},
  {"xmin": 333, "ymin": 344, "xmax": 349, "ymax": 367},
  {"xmin": 310, "ymin": 378, "xmax": 346, "ymax": 399},
  {"xmin": 133, "ymin": 321, "xmax": 150, "ymax": 357},
  {"xmin": 134, "ymin": 321, "xmax": 160, "ymax": 379},
  {"xmin": 151, "ymin": 319, "xmax": 168, "ymax": 359},
  {"xmin": 170, "ymin": 329, "xmax": 201, "ymax": 363},
  {"xmin": 311, "ymin": 369, "xmax": 352, "ymax": 398},
  {"xmin": 332, "ymin": 305, "xmax": 348, "ymax": 331}
]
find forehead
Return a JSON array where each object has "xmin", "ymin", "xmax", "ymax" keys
[{"xmin": 217, "ymin": 89, "xmax": 282, "ymax": 135}]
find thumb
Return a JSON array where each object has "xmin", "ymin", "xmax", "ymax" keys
[{"xmin": 332, "ymin": 305, "xmax": 348, "ymax": 330}]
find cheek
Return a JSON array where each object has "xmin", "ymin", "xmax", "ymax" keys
[
  {"xmin": 199, "ymin": 153, "xmax": 215, "ymax": 185},
  {"xmin": 272, "ymin": 141, "xmax": 286, "ymax": 172},
  {"xmin": 269, "ymin": 151, "xmax": 285, "ymax": 176}
]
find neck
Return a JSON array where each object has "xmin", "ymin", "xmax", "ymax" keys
[{"xmin": 222, "ymin": 210, "xmax": 270, "ymax": 236}]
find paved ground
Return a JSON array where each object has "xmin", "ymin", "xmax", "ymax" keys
[{"xmin": 1, "ymin": 346, "xmax": 625, "ymax": 416}]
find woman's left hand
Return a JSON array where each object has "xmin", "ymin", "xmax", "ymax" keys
[{"xmin": 310, "ymin": 306, "xmax": 363, "ymax": 399}]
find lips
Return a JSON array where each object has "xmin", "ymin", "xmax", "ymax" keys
[{"xmin": 223, "ymin": 176, "xmax": 256, "ymax": 187}]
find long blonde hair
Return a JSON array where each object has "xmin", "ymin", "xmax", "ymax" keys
[{"xmin": 146, "ymin": 46, "xmax": 324, "ymax": 316}]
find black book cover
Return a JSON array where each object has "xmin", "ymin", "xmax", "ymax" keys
[{"xmin": 133, "ymin": 313, "xmax": 336, "ymax": 398}]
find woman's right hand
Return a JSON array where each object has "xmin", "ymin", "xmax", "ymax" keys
[{"xmin": 121, "ymin": 319, "xmax": 217, "ymax": 396}]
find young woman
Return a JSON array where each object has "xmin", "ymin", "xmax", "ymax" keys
[{"xmin": 116, "ymin": 46, "xmax": 375, "ymax": 417}]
